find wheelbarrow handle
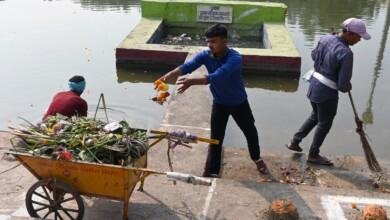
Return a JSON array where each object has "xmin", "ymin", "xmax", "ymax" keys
[
  {"xmin": 131, "ymin": 168, "xmax": 212, "ymax": 186},
  {"xmin": 166, "ymin": 172, "xmax": 212, "ymax": 186}
]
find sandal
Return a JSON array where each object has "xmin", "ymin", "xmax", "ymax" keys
[
  {"xmin": 286, "ymin": 142, "xmax": 303, "ymax": 152},
  {"xmin": 255, "ymin": 159, "xmax": 269, "ymax": 174},
  {"xmin": 307, "ymin": 154, "xmax": 334, "ymax": 166}
]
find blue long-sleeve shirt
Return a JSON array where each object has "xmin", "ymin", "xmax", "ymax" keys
[
  {"xmin": 179, "ymin": 48, "xmax": 247, "ymax": 106},
  {"xmin": 307, "ymin": 35, "xmax": 353, "ymax": 103}
]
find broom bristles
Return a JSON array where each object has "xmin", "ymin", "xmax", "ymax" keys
[
  {"xmin": 348, "ymin": 91, "xmax": 381, "ymax": 172},
  {"xmin": 358, "ymin": 130, "xmax": 382, "ymax": 172}
]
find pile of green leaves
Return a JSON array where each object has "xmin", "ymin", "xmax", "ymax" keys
[{"xmin": 9, "ymin": 115, "xmax": 148, "ymax": 166}]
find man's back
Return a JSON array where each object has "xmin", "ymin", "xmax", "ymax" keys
[
  {"xmin": 308, "ymin": 35, "xmax": 353, "ymax": 103},
  {"xmin": 44, "ymin": 91, "xmax": 87, "ymax": 119}
]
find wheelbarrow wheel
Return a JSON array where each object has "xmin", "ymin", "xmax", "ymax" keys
[{"xmin": 25, "ymin": 178, "xmax": 84, "ymax": 220}]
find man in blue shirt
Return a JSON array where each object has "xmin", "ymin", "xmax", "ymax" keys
[
  {"xmin": 286, "ymin": 18, "xmax": 371, "ymax": 165},
  {"xmin": 157, "ymin": 24, "xmax": 268, "ymax": 177}
]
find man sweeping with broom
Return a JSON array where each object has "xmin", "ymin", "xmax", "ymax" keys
[{"xmin": 286, "ymin": 18, "xmax": 372, "ymax": 166}]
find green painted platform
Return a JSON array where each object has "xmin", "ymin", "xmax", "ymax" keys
[{"xmin": 116, "ymin": 0, "xmax": 301, "ymax": 74}]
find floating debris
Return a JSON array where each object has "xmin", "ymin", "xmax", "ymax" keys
[
  {"xmin": 160, "ymin": 32, "xmax": 263, "ymax": 48},
  {"xmin": 162, "ymin": 33, "xmax": 193, "ymax": 45}
]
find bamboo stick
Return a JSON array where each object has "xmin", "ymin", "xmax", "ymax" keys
[{"xmin": 150, "ymin": 130, "xmax": 219, "ymax": 145}]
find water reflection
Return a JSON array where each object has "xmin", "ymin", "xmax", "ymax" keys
[
  {"xmin": 73, "ymin": 0, "xmax": 140, "ymax": 11},
  {"xmin": 116, "ymin": 64, "xmax": 171, "ymax": 84},
  {"xmin": 116, "ymin": 65, "xmax": 299, "ymax": 92},
  {"xmin": 362, "ymin": 2, "xmax": 390, "ymax": 124},
  {"xmin": 268, "ymin": 0, "xmax": 388, "ymax": 42},
  {"xmin": 243, "ymin": 74, "xmax": 298, "ymax": 92}
]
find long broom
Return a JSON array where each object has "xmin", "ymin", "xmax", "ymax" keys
[{"xmin": 348, "ymin": 91, "xmax": 381, "ymax": 172}]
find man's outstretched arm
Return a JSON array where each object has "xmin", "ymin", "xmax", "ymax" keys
[
  {"xmin": 159, "ymin": 67, "xmax": 183, "ymax": 83},
  {"xmin": 176, "ymin": 75, "xmax": 208, "ymax": 94},
  {"xmin": 159, "ymin": 51, "xmax": 205, "ymax": 83}
]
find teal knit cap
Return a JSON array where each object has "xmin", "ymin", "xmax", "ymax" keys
[{"xmin": 68, "ymin": 75, "xmax": 86, "ymax": 93}]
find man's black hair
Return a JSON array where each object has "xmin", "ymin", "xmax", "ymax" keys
[
  {"xmin": 69, "ymin": 75, "xmax": 85, "ymax": 83},
  {"xmin": 205, "ymin": 24, "xmax": 228, "ymax": 39}
]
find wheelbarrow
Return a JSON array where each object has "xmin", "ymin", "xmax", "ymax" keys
[
  {"xmin": 5, "ymin": 94, "xmax": 219, "ymax": 219},
  {"xmin": 8, "ymin": 150, "xmax": 213, "ymax": 220}
]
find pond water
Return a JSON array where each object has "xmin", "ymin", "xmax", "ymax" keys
[{"xmin": 1, "ymin": 0, "xmax": 389, "ymax": 158}]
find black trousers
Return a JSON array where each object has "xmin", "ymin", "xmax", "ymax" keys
[
  {"xmin": 292, "ymin": 99, "xmax": 338, "ymax": 156},
  {"xmin": 204, "ymin": 100, "xmax": 261, "ymax": 174}
]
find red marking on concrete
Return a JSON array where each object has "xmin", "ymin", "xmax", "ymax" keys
[
  {"xmin": 242, "ymin": 55, "xmax": 301, "ymax": 72},
  {"xmin": 116, "ymin": 48, "xmax": 301, "ymax": 72}
]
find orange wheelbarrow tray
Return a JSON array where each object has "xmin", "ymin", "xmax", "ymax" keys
[{"xmin": 8, "ymin": 151, "xmax": 211, "ymax": 220}]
